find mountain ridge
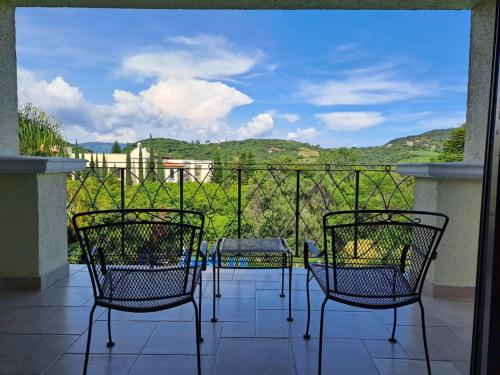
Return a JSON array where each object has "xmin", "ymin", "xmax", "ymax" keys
[{"xmin": 75, "ymin": 127, "xmax": 455, "ymax": 165}]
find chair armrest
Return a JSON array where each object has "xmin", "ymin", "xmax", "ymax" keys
[
  {"xmin": 304, "ymin": 240, "xmax": 322, "ymax": 269},
  {"xmin": 200, "ymin": 241, "xmax": 208, "ymax": 271}
]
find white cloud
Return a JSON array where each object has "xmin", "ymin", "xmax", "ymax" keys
[
  {"xmin": 299, "ymin": 65, "xmax": 434, "ymax": 106},
  {"xmin": 121, "ymin": 34, "xmax": 261, "ymax": 81},
  {"xmin": 268, "ymin": 110, "xmax": 300, "ymax": 123},
  {"xmin": 316, "ymin": 112, "xmax": 385, "ymax": 131},
  {"xmin": 141, "ymin": 79, "xmax": 252, "ymax": 122},
  {"xmin": 18, "ymin": 70, "xmax": 85, "ymax": 112},
  {"xmin": 17, "ymin": 69, "xmax": 253, "ymax": 143},
  {"xmin": 287, "ymin": 127, "xmax": 319, "ymax": 140},
  {"xmin": 237, "ymin": 113, "xmax": 274, "ymax": 139}
]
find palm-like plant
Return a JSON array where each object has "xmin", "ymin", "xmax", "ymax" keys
[{"xmin": 18, "ymin": 103, "xmax": 65, "ymax": 157}]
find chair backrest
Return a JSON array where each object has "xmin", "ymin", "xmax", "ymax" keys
[
  {"xmin": 322, "ymin": 210, "xmax": 448, "ymax": 299},
  {"xmin": 72, "ymin": 209, "xmax": 205, "ymax": 302}
]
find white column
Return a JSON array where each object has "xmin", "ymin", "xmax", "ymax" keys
[
  {"xmin": 0, "ymin": 2, "xmax": 19, "ymax": 156},
  {"xmin": 0, "ymin": 157, "xmax": 86, "ymax": 290},
  {"xmin": 398, "ymin": 163, "xmax": 483, "ymax": 298},
  {"xmin": 464, "ymin": 0, "xmax": 496, "ymax": 161}
]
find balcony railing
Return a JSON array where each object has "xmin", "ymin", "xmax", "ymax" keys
[{"xmin": 66, "ymin": 163, "xmax": 413, "ymax": 258}]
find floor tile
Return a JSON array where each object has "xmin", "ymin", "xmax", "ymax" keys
[
  {"xmin": 393, "ymin": 325, "xmax": 471, "ymax": 361},
  {"xmin": 131, "ymin": 302, "xmax": 195, "ymax": 321},
  {"xmin": 36, "ymin": 286, "xmax": 94, "ymax": 306},
  {"xmin": 0, "ymin": 306, "xmax": 47, "ymax": 333},
  {"xmin": 0, "ymin": 334, "xmax": 77, "ymax": 374},
  {"xmin": 374, "ymin": 358, "xmax": 462, "ymax": 374},
  {"xmin": 203, "ymin": 297, "xmax": 255, "ymax": 321},
  {"xmin": 57, "ymin": 270, "xmax": 93, "ymax": 287},
  {"xmin": 131, "ymin": 355, "xmax": 215, "ymax": 375},
  {"xmin": 452, "ymin": 360, "xmax": 471, "ymax": 375},
  {"xmin": 143, "ymin": 321, "xmax": 221, "ymax": 355},
  {"xmin": 256, "ymin": 309, "xmax": 319, "ymax": 338},
  {"xmin": 204, "ymin": 280, "xmax": 256, "ymax": 298},
  {"xmin": 362, "ymin": 339, "xmax": 409, "ymax": 359},
  {"xmin": 232, "ymin": 269, "xmax": 281, "ymax": 282},
  {"xmin": 15, "ymin": 306, "xmax": 95, "ymax": 335},
  {"xmin": 256, "ymin": 289, "xmax": 311, "ymax": 310},
  {"xmin": 291, "ymin": 338, "xmax": 379, "ymax": 375},
  {"xmin": 68, "ymin": 321, "xmax": 158, "ymax": 354},
  {"xmin": 322, "ymin": 311, "xmax": 391, "ymax": 339},
  {"xmin": 221, "ymin": 321, "xmax": 256, "ymax": 337},
  {"xmin": 203, "ymin": 268, "xmax": 234, "ymax": 281},
  {"xmin": 215, "ymin": 338, "xmax": 294, "ymax": 375},
  {"xmin": 374, "ymin": 304, "xmax": 445, "ymax": 326},
  {"xmin": 45, "ymin": 353, "xmax": 137, "ymax": 375}
]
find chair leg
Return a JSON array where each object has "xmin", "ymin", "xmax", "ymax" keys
[
  {"xmin": 198, "ymin": 275, "xmax": 204, "ymax": 342},
  {"xmin": 318, "ymin": 297, "xmax": 328, "ymax": 375},
  {"xmin": 83, "ymin": 304, "xmax": 97, "ymax": 375},
  {"xmin": 193, "ymin": 300, "xmax": 202, "ymax": 375},
  {"xmin": 216, "ymin": 259, "xmax": 221, "ymax": 298},
  {"xmin": 106, "ymin": 308, "xmax": 115, "ymax": 347},
  {"xmin": 287, "ymin": 256, "xmax": 293, "ymax": 321},
  {"xmin": 419, "ymin": 300, "xmax": 432, "ymax": 375},
  {"xmin": 303, "ymin": 268, "xmax": 311, "ymax": 339},
  {"xmin": 280, "ymin": 256, "xmax": 285, "ymax": 298},
  {"xmin": 389, "ymin": 307, "xmax": 397, "ymax": 343},
  {"xmin": 211, "ymin": 258, "xmax": 217, "ymax": 322}
]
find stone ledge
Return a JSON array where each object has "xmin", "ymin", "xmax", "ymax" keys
[
  {"xmin": 397, "ymin": 161, "xmax": 484, "ymax": 180},
  {"xmin": 0, "ymin": 156, "xmax": 86, "ymax": 174}
]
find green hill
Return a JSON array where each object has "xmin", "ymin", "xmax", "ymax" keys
[
  {"xmin": 124, "ymin": 138, "xmax": 322, "ymax": 164},
  {"xmin": 121, "ymin": 127, "xmax": 456, "ymax": 166}
]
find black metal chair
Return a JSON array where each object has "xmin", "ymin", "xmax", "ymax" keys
[
  {"xmin": 72, "ymin": 209, "xmax": 207, "ymax": 375},
  {"xmin": 303, "ymin": 210, "xmax": 448, "ymax": 375}
]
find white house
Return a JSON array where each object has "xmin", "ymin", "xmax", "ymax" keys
[{"xmin": 69, "ymin": 142, "xmax": 212, "ymax": 184}]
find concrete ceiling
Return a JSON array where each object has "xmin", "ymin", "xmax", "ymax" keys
[{"xmin": 11, "ymin": 0, "xmax": 475, "ymax": 10}]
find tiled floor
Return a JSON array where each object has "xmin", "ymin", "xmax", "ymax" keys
[{"xmin": 0, "ymin": 265, "xmax": 472, "ymax": 374}]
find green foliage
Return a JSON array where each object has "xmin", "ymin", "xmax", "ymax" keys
[
  {"xmin": 101, "ymin": 153, "xmax": 107, "ymax": 178},
  {"xmin": 74, "ymin": 140, "xmax": 80, "ymax": 159},
  {"xmin": 212, "ymin": 148, "xmax": 224, "ymax": 183},
  {"xmin": 18, "ymin": 103, "xmax": 65, "ymax": 156},
  {"xmin": 111, "ymin": 141, "xmax": 121, "ymax": 153},
  {"xmin": 436, "ymin": 124, "xmax": 465, "ymax": 162},
  {"xmin": 126, "ymin": 147, "xmax": 132, "ymax": 185},
  {"xmin": 67, "ymin": 165, "xmax": 413, "ymax": 264},
  {"xmin": 138, "ymin": 145, "xmax": 144, "ymax": 181}
]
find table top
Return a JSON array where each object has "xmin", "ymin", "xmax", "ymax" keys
[{"xmin": 219, "ymin": 238, "xmax": 288, "ymax": 253}]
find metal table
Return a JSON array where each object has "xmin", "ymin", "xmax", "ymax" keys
[{"xmin": 210, "ymin": 237, "xmax": 293, "ymax": 322}]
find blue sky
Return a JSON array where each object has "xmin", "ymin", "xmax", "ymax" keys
[{"xmin": 15, "ymin": 9, "xmax": 470, "ymax": 147}]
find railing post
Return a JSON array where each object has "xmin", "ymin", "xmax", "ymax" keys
[
  {"xmin": 120, "ymin": 167, "xmax": 125, "ymax": 255},
  {"xmin": 120, "ymin": 168, "xmax": 125, "ymax": 209},
  {"xmin": 180, "ymin": 168, "xmax": 184, "ymax": 211},
  {"xmin": 354, "ymin": 170, "xmax": 360, "ymax": 258},
  {"xmin": 295, "ymin": 169, "xmax": 300, "ymax": 257},
  {"xmin": 238, "ymin": 168, "xmax": 242, "ymax": 239}
]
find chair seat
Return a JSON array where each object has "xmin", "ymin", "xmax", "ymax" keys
[
  {"xmin": 310, "ymin": 263, "xmax": 417, "ymax": 308},
  {"xmin": 97, "ymin": 265, "xmax": 201, "ymax": 312}
]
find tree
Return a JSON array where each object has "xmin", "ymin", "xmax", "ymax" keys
[
  {"xmin": 126, "ymin": 146, "xmax": 132, "ymax": 185},
  {"xmin": 437, "ymin": 124, "xmax": 466, "ymax": 162},
  {"xmin": 148, "ymin": 135, "xmax": 156, "ymax": 182},
  {"xmin": 138, "ymin": 145, "xmax": 144, "ymax": 182},
  {"xmin": 111, "ymin": 141, "xmax": 121, "ymax": 153},
  {"xmin": 212, "ymin": 148, "xmax": 224, "ymax": 183},
  {"xmin": 74, "ymin": 140, "xmax": 80, "ymax": 159},
  {"xmin": 101, "ymin": 153, "xmax": 108, "ymax": 178},
  {"xmin": 157, "ymin": 157, "xmax": 165, "ymax": 181}
]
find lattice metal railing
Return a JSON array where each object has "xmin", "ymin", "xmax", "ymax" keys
[{"xmin": 67, "ymin": 163, "xmax": 414, "ymax": 258}]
